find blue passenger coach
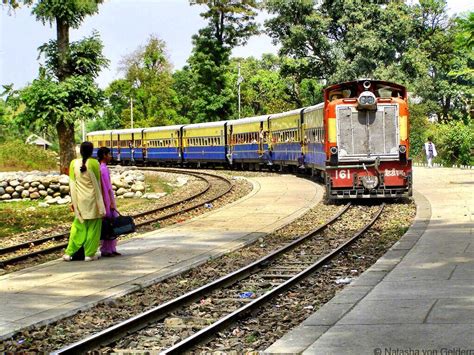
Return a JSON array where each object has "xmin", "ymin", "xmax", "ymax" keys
[
  {"xmin": 227, "ymin": 115, "xmax": 270, "ymax": 166},
  {"xmin": 110, "ymin": 128, "xmax": 145, "ymax": 163},
  {"xmin": 268, "ymin": 108, "xmax": 304, "ymax": 166},
  {"xmin": 182, "ymin": 121, "xmax": 228, "ymax": 165},
  {"xmin": 87, "ymin": 130, "xmax": 112, "ymax": 158},
  {"xmin": 302, "ymin": 103, "xmax": 326, "ymax": 170},
  {"xmin": 143, "ymin": 125, "xmax": 184, "ymax": 164}
]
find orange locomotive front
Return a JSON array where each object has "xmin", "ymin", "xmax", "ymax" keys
[{"xmin": 323, "ymin": 80, "xmax": 412, "ymax": 199}]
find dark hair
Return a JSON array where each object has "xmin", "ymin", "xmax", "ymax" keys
[
  {"xmin": 80, "ymin": 141, "xmax": 94, "ymax": 173},
  {"xmin": 427, "ymin": 136, "xmax": 433, "ymax": 142},
  {"xmin": 97, "ymin": 146, "xmax": 111, "ymax": 162}
]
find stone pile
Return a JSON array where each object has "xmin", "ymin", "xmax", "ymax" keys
[
  {"xmin": 110, "ymin": 168, "xmax": 169, "ymax": 199},
  {"xmin": 0, "ymin": 171, "xmax": 71, "ymax": 204},
  {"xmin": 0, "ymin": 168, "xmax": 175, "ymax": 204}
]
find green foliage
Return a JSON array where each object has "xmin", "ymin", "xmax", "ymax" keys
[
  {"xmin": 0, "ymin": 140, "xmax": 58, "ymax": 171},
  {"xmin": 190, "ymin": 0, "xmax": 259, "ymax": 48},
  {"xmin": 408, "ymin": 103, "xmax": 430, "ymax": 159},
  {"xmin": 430, "ymin": 121, "xmax": 474, "ymax": 165},
  {"xmin": 174, "ymin": 0, "xmax": 259, "ymax": 122},
  {"xmin": 101, "ymin": 35, "xmax": 183, "ymax": 129},
  {"xmin": 32, "ymin": 0, "xmax": 102, "ymax": 29},
  {"xmin": 265, "ymin": 0, "xmax": 333, "ymax": 79},
  {"xmin": 14, "ymin": 75, "xmax": 103, "ymax": 130},
  {"xmin": 38, "ymin": 31, "xmax": 109, "ymax": 80},
  {"xmin": 264, "ymin": 1, "xmax": 472, "ymax": 126}
]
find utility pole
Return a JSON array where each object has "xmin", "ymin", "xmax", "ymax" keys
[
  {"xmin": 81, "ymin": 119, "xmax": 85, "ymax": 142},
  {"xmin": 130, "ymin": 97, "xmax": 134, "ymax": 129},
  {"xmin": 237, "ymin": 62, "xmax": 243, "ymax": 119}
]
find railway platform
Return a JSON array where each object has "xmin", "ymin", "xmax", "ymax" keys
[
  {"xmin": 0, "ymin": 175, "xmax": 323, "ymax": 340},
  {"xmin": 266, "ymin": 166, "xmax": 474, "ymax": 354}
]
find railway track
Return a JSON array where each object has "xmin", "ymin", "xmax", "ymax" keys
[
  {"xmin": 51, "ymin": 202, "xmax": 385, "ymax": 354},
  {"xmin": 0, "ymin": 168, "xmax": 233, "ymax": 268}
]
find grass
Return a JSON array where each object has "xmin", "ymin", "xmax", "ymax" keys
[
  {"xmin": 0, "ymin": 173, "xmax": 175, "ymax": 241},
  {"xmin": 0, "ymin": 201, "xmax": 72, "ymax": 238},
  {"xmin": 0, "ymin": 141, "xmax": 58, "ymax": 172}
]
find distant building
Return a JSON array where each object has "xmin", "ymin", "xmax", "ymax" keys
[{"xmin": 25, "ymin": 134, "xmax": 52, "ymax": 150}]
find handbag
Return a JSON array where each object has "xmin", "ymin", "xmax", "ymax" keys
[{"xmin": 101, "ymin": 211, "xmax": 136, "ymax": 240}]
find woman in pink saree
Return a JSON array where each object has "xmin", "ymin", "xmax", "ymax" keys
[{"xmin": 97, "ymin": 147, "xmax": 121, "ymax": 257}]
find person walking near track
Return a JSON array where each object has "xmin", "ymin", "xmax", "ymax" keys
[
  {"xmin": 424, "ymin": 137, "xmax": 437, "ymax": 168},
  {"xmin": 97, "ymin": 147, "xmax": 121, "ymax": 257},
  {"xmin": 63, "ymin": 141, "xmax": 105, "ymax": 262}
]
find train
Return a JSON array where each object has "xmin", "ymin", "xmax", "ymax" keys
[{"xmin": 87, "ymin": 79, "xmax": 412, "ymax": 200}]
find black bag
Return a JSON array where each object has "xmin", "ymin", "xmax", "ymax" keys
[{"xmin": 101, "ymin": 212, "xmax": 136, "ymax": 240}]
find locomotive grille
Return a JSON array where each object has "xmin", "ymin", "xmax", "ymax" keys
[{"xmin": 336, "ymin": 105, "xmax": 399, "ymax": 160}]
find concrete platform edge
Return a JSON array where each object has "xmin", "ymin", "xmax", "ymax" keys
[{"xmin": 264, "ymin": 190, "xmax": 431, "ymax": 354}]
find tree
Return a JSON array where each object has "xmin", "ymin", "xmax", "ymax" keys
[
  {"xmin": 26, "ymin": 0, "xmax": 105, "ymax": 174},
  {"xmin": 178, "ymin": 0, "xmax": 259, "ymax": 122},
  {"xmin": 98, "ymin": 35, "xmax": 185, "ymax": 129},
  {"xmin": 265, "ymin": 0, "xmax": 334, "ymax": 80}
]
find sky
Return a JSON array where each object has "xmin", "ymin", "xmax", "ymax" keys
[{"xmin": 1, "ymin": 0, "xmax": 473, "ymax": 90}]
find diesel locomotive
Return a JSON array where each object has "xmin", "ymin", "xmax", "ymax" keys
[{"xmin": 87, "ymin": 79, "xmax": 412, "ymax": 200}]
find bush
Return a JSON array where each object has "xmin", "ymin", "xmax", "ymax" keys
[
  {"xmin": 431, "ymin": 121, "xmax": 474, "ymax": 166},
  {"xmin": 0, "ymin": 140, "xmax": 58, "ymax": 171}
]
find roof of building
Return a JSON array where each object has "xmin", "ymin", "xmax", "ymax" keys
[{"xmin": 25, "ymin": 134, "xmax": 52, "ymax": 146}]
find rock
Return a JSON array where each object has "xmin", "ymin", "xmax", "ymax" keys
[
  {"xmin": 59, "ymin": 175, "xmax": 69, "ymax": 185},
  {"xmin": 9, "ymin": 180, "xmax": 20, "ymax": 187},
  {"xmin": 38, "ymin": 202, "xmax": 49, "ymax": 208},
  {"xmin": 39, "ymin": 190, "xmax": 48, "ymax": 197},
  {"xmin": 40, "ymin": 178, "xmax": 51, "ymax": 188},
  {"xmin": 11, "ymin": 192, "xmax": 20, "ymax": 199},
  {"xmin": 15, "ymin": 185, "xmax": 25, "ymax": 193},
  {"xmin": 49, "ymin": 183, "xmax": 60, "ymax": 191},
  {"xmin": 116, "ymin": 187, "xmax": 127, "ymax": 196},
  {"xmin": 135, "ymin": 174, "xmax": 145, "ymax": 182},
  {"xmin": 44, "ymin": 195, "xmax": 53, "ymax": 201},
  {"xmin": 59, "ymin": 185, "xmax": 70, "ymax": 194},
  {"xmin": 0, "ymin": 181, "xmax": 7, "ymax": 188},
  {"xmin": 0, "ymin": 194, "xmax": 11, "ymax": 200},
  {"xmin": 53, "ymin": 192, "xmax": 61, "ymax": 198},
  {"xmin": 124, "ymin": 176, "xmax": 135, "ymax": 184},
  {"xmin": 57, "ymin": 197, "xmax": 70, "ymax": 205},
  {"xmin": 47, "ymin": 188, "xmax": 54, "ymax": 195},
  {"xmin": 46, "ymin": 197, "xmax": 58, "ymax": 204},
  {"xmin": 38, "ymin": 184, "xmax": 45, "ymax": 190},
  {"xmin": 134, "ymin": 191, "xmax": 143, "ymax": 198},
  {"xmin": 131, "ymin": 182, "xmax": 145, "ymax": 192},
  {"xmin": 31, "ymin": 181, "xmax": 40, "ymax": 187},
  {"xmin": 30, "ymin": 192, "xmax": 40, "ymax": 199},
  {"xmin": 23, "ymin": 182, "xmax": 30, "ymax": 189},
  {"xmin": 112, "ymin": 177, "xmax": 126, "ymax": 188},
  {"xmin": 21, "ymin": 190, "xmax": 30, "ymax": 198},
  {"xmin": 123, "ymin": 192, "xmax": 135, "ymax": 198},
  {"xmin": 112, "ymin": 185, "xmax": 117, "ymax": 190},
  {"xmin": 0, "ymin": 187, "xmax": 4, "ymax": 195},
  {"xmin": 146, "ymin": 193, "xmax": 167, "ymax": 199},
  {"xmin": 5, "ymin": 186, "xmax": 14, "ymax": 194}
]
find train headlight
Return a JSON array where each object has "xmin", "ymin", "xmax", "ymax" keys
[
  {"xmin": 330, "ymin": 146, "xmax": 338, "ymax": 155},
  {"xmin": 399, "ymin": 145, "xmax": 407, "ymax": 154},
  {"xmin": 358, "ymin": 92, "xmax": 377, "ymax": 110},
  {"xmin": 361, "ymin": 175, "xmax": 378, "ymax": 190}
]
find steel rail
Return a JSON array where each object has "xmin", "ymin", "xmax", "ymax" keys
[
  {"xmin": 51, "ymin": 203, "xmax": 351, "ymax": 355},
  {"xmin": 0, "ymin": 169, "xmax": 231, "ymax": 268},
  {"xmin": 163, "ymin": 203, "xmax": 385, "ymax": 354}
]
